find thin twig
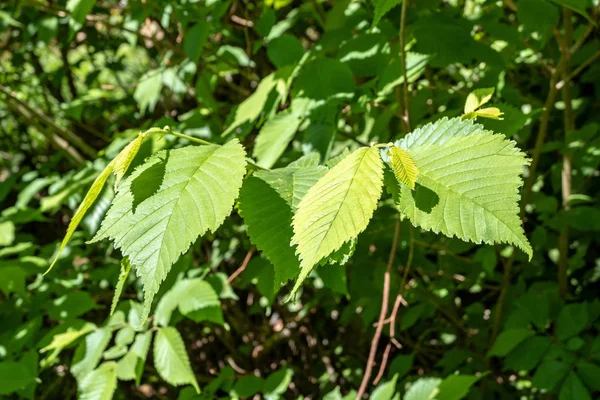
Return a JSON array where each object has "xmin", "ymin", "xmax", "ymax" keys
[
  {"xmin": 0, "ymin": 84, "xmax": 97, "ymax": 158},
  {"xmin": 227, "ymin": 248, "xmax": 254, "ymax": 283},
  {"xmin": 355, "ymin": 218, "xmax": 401, "ymax": 399}
]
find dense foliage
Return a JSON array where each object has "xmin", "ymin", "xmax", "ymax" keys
[{"xmin": 1, "ymin": 0, "xmax": 599, "ymax": 399}]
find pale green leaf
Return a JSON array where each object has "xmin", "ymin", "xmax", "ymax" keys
[
  {"xmin": 116, "ymin": 351, "xmax": 138, "ymax": 381},
  {"xmin": 394, "ymin": 118, "xmax": 532, "ymax": 259},
  {"xmin": 40, "ymin": 323, "xmax": 96, "ymax": 366},
  {"xmin": 291, "ymin": 146, "xmax": 384, "ymax": 294},
  {"xmin": 92, "ymin": 141, "xmax": 246, "ymax": 327},
  {"xmin": 464, "ymin": 87, "xmax": 495, "ymax": 114},
  {"xmin": 404, "ymin": 377, "xmax": 441, "ymax": 400},
  {"xmin": 71, "ymin": 327, "xmax": 112, "ymax": 381},
  {"xmin": 372, "ymin": 0, "xmax": 402, "ymax": 27},
  {"xmin": 370, "ymin": 374, "xmax": 398, "ymax": 400},
  {"xmin": 46, "ymin": 164, "xmax": 113, "ymax": 274},
  {"xmin": 388, "ymin": 147, "xmax": 419, "ymax": 189},
  {"xmin": 463, "ymin": 107, "xmax": 504, "ymax": 121},
  {"xmin": 46, "ymin": 134, "xmax": 146, "ymax": 274},
  {"xmin": 154, "ymin": 327, "xmax": 200, "ymax": 393},
  {"xmin": 117, "ymin": 332, "xmax": 152, "ymax": 383},
  {"xmin": 154, "ymin": 278, "xmax": 221, "ymax": 326},
  {"xmin": 110, "ymin": 257, "xmax": 132, "ymax": 315},
  {"xmin": 134, "ymin": 70, "xmax": 163, "ymax": 114},
  {"xmin": 253, "ymin": 98, "xmax": 312, "ymax": 169},
  {"xmin": 0, "ymin": 11, "xmax": 23, "ymax": 28},
  {"xmin": 0, "ymin": 220, "xmax": 15, "ymax": 246},
  {"xmin": 79, "ymin": 362, "xmax": 117, "ymax": 400},
  {"xmin": 113, "ymin": 133, "xmax": 143, "ymax": 189}
]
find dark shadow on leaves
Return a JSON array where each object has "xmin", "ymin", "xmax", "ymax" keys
[
  {"xmin": 413, "ymin": 183, "xmax": 439, "ymax": 214},
  {"xmin": 131, "ymin": 150, "xmax": 168, "ymax": 213}
]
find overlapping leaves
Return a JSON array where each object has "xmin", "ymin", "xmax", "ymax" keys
[
  {"xmin": 393, "ymin": 117, "xmax": 532, "ymax": 258},
  {"xmin": 91, "ymin": 141, "xmax": 246, "ymax": 326}
]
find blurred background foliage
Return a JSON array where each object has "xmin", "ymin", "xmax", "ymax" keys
[{"xmin": 0, "ymin": 0, "xmax": 599, "ymax": 399}]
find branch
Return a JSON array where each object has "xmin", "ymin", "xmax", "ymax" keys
[
  {"xmin": 0, "ymin": 85, "xmax": 97, "ymax": 158},
  {"xmin": 356, "ymin": 218, "xmax": 401, "ymax": 399}
]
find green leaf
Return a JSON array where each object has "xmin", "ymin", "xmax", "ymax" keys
[
  {"xmin": 404, "ymin": 377, "xmax": 442, "ymax": 400},
  {"xmin": 504, "ymin": 336, "xmax": 552, "ymax": 371},
  {"xmin": 46, "ymin": 164, "xmax": 113, "ymax": 274},
  {"xmin": 66, "ymin": 0, "xmax": 97, "ymax": 35},
  {"xmin": 239, "ymin": 163, "xmax": 326, "ymax": 289},
  {"xmin": 370, "ymin": 374, "xmax": 398, "ymax": 400},
  {"xmin": 232, "ymin": 375, "xmax": 264, "ymax": 397},
  {"xmin": 154, "ymin": 278, "xmax": 221, "ymax": 326},
  {"xmin": 291, "ymin": 146, "xmax": 384, "ymax": 295},
  {"xmin": 154, "ymin": 327, "xmax": 199, "ymax": 393},
  {"xmin": 372, "ymin": 0, "xmax": 402, "ymax": 27},
  {"xmin": 555, "ymin": 303, "xmax": 589, "ymax": 340},
  {"xmin": 464, "ymin": 88, "xmax": 495, "ymax": 114},
  {"xmin": 463, "ymin": 107, "xmax": 504, "ymax": 121},
  {"xmin": 71, "ymin": 327, "xmax": 112, "ymax": 381},
  {"xmin": 253, "ymin": 98, "xmax": 311, "ymax": 168},
  {"xmin": 576, "ymin": 360, "xmax": 600, "ymax": 391},
  {"xmin": 92, "ymin": 141, "xmax": 246, "ymax": 326},
  {"xmin": 117, "ymin": 332, "xmax": 152, "ymax": 383},
  {"xmin": 0, "ymin": 361, "xmax": 36, "ymax": 395},
  {"xmin": 532, "ymin": 360, "xmax": 570, "ymax": 391},
  {"xmin": 559, "ymin": 372, "xmax": 591, "ymax": 400},
  {"xmin": 223, "ymin": 73, "xmax": 283, "ymax": 136},
  {"xmin": 0, "ymin": 220, "xmax": 15, "ymax": 246},
  {"xmin": 113, "ymin": 133, "xmax": 144, "ymax": 189},
  {"xmin": 134, "ymin": 70, "xmax": 163, "ymax": 114},
  {"xmin": 518, "ymin": 0, "xmax": 559, "ymax": 42},
  {"xmin": 293, "ymin": 57, "xmax": 355, "ymax": 101},
  {"xmin": 111, "ymin": 257, "xmax": 132, "ymax": 315},
  {"xmin": 388, "ymin": 353, "xmax": 414, "ymax": 380},
  {"xmin": 436, "ymin": 374, "xmax": 481, "ymax": 400},
  {"xmin": 267, "ymin": 34, "xmax": 305, "ymax": 68},
  {"xmin": 264, "ymin": 368, "xmax": 293, "ymax": 397},
  {"xmin": 46, "ymin": 134, "xmax": 145, "ymax": 274},
  {"xmin": 394, "ymin": 118, "xmax": 532, "ymax": 259},
  {"xmin": 549, "ymin": 0, "xmax": 594, "ymax": 23},
  {"xmin": 488, "ymin": 328, "xmax": 534, "ymax": 357},
  {"xmin": 40, "ymin": 323, "xmax": 96, "ymax": 365},
  {"xmin": 388, "ymin": 147, "xmax": 419, "ymax": 189},
  {"xmin": 79, "ymin": 362, "xmax": 117, "ymax": 400},
  {"xmin": 184, "ymin": 23, "xmax": 210, "ymax": 63}
]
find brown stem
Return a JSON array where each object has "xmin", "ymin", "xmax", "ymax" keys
[
  {"xmin": 227, "ymin": 248, "xmax": 254, "ymax": 283},
  {"xmin": 355, "ymin": 218, "xmax": 401, "ymax": 399}
]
